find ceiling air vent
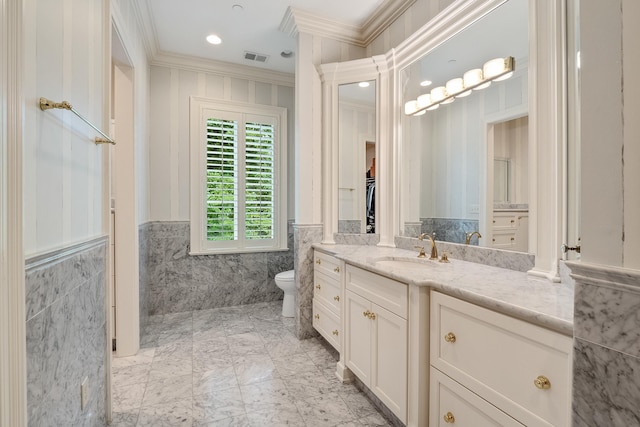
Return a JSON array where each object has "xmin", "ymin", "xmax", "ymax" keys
[{"xmin": 244, "ymin": 51, "xmax": 269, "ymax": 63}]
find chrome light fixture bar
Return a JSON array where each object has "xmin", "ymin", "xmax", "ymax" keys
[{"xmin": 405, "ymin": 56, "xmax": 515, "ymax": 116}]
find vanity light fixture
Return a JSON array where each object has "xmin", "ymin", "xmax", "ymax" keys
[{"xmin": 404, "ymin": 56, "xmax": 515, "ymax": 116}]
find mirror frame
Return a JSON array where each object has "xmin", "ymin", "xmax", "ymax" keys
[
  {"xmin": 389, "ymin": 0, "xmax": 567, "ymax": 281},
  {"xmin": 319, "ymin": 55, "xmax": 391, "ymax": 245}
]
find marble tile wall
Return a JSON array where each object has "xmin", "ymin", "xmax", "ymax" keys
[
  {"xmin": 338, "ymin": 219, "xmax": 362, "ymax": 234},
  {"xmin": 421, "ymin": 217, "xmax": 481, "ymax": 245},
  {"xmin": 25, "ymin": 237, "xmax": 108, "ymax": 427},
  {"xmin": 293, "ymin": 224, "xmax": 323, "ymax": 340},
  {"xmin": 569, "ymin": 262, "xmax": 640, "ymax": 426},
  {"xmin": 139, "ymin": 221, "xmax": 294, "ymax": 316},
  {"xmin": 395, "ymin": 236, "xmax": 535, "ymax": 272},
  {"xmin": 333, "ymin": 233, "xmax": 380, "ymax": 246}
]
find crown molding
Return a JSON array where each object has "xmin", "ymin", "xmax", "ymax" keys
[
  {"xmin": 132, "ymin": 0, "xmax": 159, "ymax": 60},
  {"xmin": 280, "ymin": 6, "xmax": 363, "ymax": 46},
  {"xmin": 280, "ymin": 0, "xmax": 416, "ymax": 48},
  {"xmin": 151, "ymin": 52, "xmax": 295, "ymax": 87}
]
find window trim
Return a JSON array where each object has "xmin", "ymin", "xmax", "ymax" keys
[{"xmin": 189, "ymin": 96, "xmax": 287, "ymax": 254}]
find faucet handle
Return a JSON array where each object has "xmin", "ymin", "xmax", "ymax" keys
[{"xmin": 414, "ymin": 245, "xmax": 427, "ymax": 258}]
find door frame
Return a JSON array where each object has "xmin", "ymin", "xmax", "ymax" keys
[{"xmin": 0, "ymin": 0, "xmax": 28, "ymax": 424}]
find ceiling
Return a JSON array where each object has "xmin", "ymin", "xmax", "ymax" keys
[{"xmin": 141, "ymin": 0, "xmax": 390, "ymax": 74}]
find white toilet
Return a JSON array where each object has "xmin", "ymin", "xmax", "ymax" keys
[{"xmin": 275, "ymin": 269, "xmax": 295, "ymax": 317}]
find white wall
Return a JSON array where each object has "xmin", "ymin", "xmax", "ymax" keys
[
  {"xmin": 148, "ymin": 63, "xmax": 295, "ymax": 221},
  {"xmin": 22, "ymin": 0, "xmax": 107, "ymax": 256},
  {"xmin": 580, "ymin": 0, "xmax": 640, "ymax": 269}
]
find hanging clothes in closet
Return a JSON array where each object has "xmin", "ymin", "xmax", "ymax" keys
[{"xmin": 366, "ymin": 177, "xmax": 375, "ymax": 233}]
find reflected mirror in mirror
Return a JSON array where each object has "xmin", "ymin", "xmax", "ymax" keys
[
  {"xmin": 338, "ymin": 80, "xmax": 376, "ymax": 234},
  {"xmin": 401, "ymin": 0, "xmax": 530, "ymax": 252}
]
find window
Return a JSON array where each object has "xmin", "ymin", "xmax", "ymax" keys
[{"xmin": 190, "ymin": 97, "xmax": 287, "ymax": 254}]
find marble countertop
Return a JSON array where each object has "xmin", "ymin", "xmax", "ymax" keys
[{"xmin": 313, "ymin": 244, "xmax": 574, "ymax": 336}]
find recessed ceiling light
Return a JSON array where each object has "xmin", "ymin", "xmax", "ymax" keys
[
  {"xmin": 280, "ymin": 50, "xmax": 293, "ymax": 58},
  {"xmin": 420, "ymin": 80, "xmax": 432, "ymax": 87},
  {"xmin": 358, "ymin": 81, "xmax": 370, "ymax": 88},
  {"xmin": 206, "ymin": 34, "xmax": 222, "ymax": 45}
]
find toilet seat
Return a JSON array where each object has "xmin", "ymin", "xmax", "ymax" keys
[{"xmin": 276, "ymin": 269, "xmax": 295, "ymax": 281}]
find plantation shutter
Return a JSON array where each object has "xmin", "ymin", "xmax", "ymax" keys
[
  {"xmin": 245, "ymin": 121, "xmax": 275, "ymax": 240},
  {"xmin": 205, "ymin": 117, "xmax": 238, "ymax": 241}
]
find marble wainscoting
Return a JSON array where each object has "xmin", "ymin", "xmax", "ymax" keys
[
  {"xmin": 421, "ymin": 217, "xmax": 480, "ymax": 245},
  {"xmin": 139, "ymin": 224, "xmax": 151, "ymax": 341},
  {"xmin": 293, "ymin": 224, "xmax": 323, "ymax": 340},
  {"xmin": 25, "ymin": 237, "xmax": 108, "ymax": 427},
  {"xmin": 334, "ymin": 233, "xmax": 380, "ymax": 246},
  {"xmin": 139, "ymin": 221, "xmax": 294, "ymax": 316},
  {"xmin": 569, "ymin": 262, "xmax": 640, "ymax": 426}
]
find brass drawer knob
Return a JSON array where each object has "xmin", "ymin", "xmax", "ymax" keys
[
  {"xmin": 362, "ymin": 310, "xmax": 376, "ymax": 320},
  {"xmin": 332, "ymin": 330, "xmax": 339, "ymax": 336},
  {"xmin": 315, "ymin": 259, "xmax": 321, "ymax": 264},
  {"xmin": 315, "ymin": 284, "xmax": 321, "ymax": 290},
  {"xmin": 534, "ymin": 375, "xmax": 551, "ymax": 390},
  {"xmin": 334, "ymin": 295, "xmax": 340, "ymax": 301},
  {"xmin": 444, "ymin": 412, "xmax": 455, "ymax": 423},
  {"xmin": 444, "ymin": 332, "xmax": 456, "ymax": 343},
  {"xmin": 363, "ymin": 310, "xmax": 370, "ymax": 318},
  {"xmin": 334, "ymin": 266, "xmax": 340, "ymax": 273},
  {"xmin": 314, "ymin": 314, "xmax": 320, "ymax": 320}
]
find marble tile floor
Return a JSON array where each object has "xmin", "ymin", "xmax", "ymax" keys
[{"xmin": 111, "ymin": 301, "xmax": 394, "ymax": 427}]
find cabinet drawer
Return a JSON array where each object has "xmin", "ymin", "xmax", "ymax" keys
[
  {"xmin": 492, "ymin": 214, "xmax": 518, "ymax": 229},
  {"xmin": 313, "ymin": 299, "xmax": 340, "ymax": 351},
  {"xmin": 346, "ymin": 265, "xmax": 407, "ymax": 318},
  {"xmin": 492, "ymin": 230, "xmax": 517, "ymax": 247},
  {"xmin": 314, "ymin": 271, "xmax": 341, "ymax": 314},
  {"xmin": 314, "ymin": 251, "xmax": 342, "ymax": 281},
  {"xmin": 431, "ymin": 292, "xmax": 573, "ymax": 427},
  {"xmin": 430, "ymin": 368, "xmax": 524, "ymax": 427}
]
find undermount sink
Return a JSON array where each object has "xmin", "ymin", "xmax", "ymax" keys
[{"xmin": 371, "ymin": 257, "xmax": 437, "ymax": 271}]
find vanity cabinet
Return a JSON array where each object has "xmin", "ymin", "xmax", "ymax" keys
[
  {"xmin": 492, "ymin": 210, "xmax": 529, "ymax": 252},
  {"xmin": 430, "ymin": 291, "xmax": 573, "ymax": 427},
  {"xmin": 345, "ymin": 265, "xmax": 408, "ymax": 423},
  {"xmin": 312, "ymin": 251, "xmax": 343, "ymax": 350}
]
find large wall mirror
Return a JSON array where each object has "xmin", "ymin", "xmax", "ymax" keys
[
  {"xmin": 338, "ymin": 81, "xmax": 376, "ymax": 234},
  {"xmin": 400, "ymin": 0, "xmax": 530, "ymax": 253}
]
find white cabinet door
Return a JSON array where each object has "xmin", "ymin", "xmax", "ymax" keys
[
  {"xmin": 372, "ymin": 304, "xmax": 407, "ymax": 423},
  {"xmin": 345, "ymin": 289, "xmax": 371, "ymax": 384}
]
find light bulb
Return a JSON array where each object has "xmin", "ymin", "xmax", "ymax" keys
[{"xmin": 404, "ymin": 100, "xmax": 418, "ymax": 115}]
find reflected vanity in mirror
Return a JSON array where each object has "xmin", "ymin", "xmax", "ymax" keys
[
  {"xmin": 400, "ymin": 0, "xmax": 530, "ymax": 252},
  {"xmin": 338, "ymin": 81, "xmax": 376, "ymax": 234}
]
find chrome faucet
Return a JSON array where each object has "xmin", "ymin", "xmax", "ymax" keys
[
  {"xmin": 465, "ymin": 231, "xmax": 482, "ymax": 245},
  {"xmin": 418, "ymin": 233, "xmax": 438, "ymax": 260}
]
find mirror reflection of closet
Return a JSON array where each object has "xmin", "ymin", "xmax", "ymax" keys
[{"xmin": 338, "ymin": 81, "xmax": 376, "ymax": 234}]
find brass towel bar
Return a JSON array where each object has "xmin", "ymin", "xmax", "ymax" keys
[{"xmin": 39, "ymin": 97, "xmax": 115, "ymax": 145}]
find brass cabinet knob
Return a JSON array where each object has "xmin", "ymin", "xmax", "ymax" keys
[
  {"xmin": 444, "ymin": 332, "xmax": 456, "ymax": 343},
  {"xmin": 332, "ymin": 330, "xmax": 339, "ymax": 336},
  {"xmin": 511, "ymin": 219, "xmax": 515, "ymax": 223},
  {"xmin": 315, "ymin": 284, "xmax": 321, "ymax": 290},
  {"xmin": 315, "ymin": 259, "xmax": 321, "ymax": 264},
  {"xmin": 334, "ymin": 266, "xmax": 340, "ymax": 273},
  {"xmin": 443, "ymin": 412, "xmax": 455, "ymax": 423},
  {"xmin": 362, "ymin": 310, "xmax": 376, "ymax": 320},
  {"xmin": 314, "ymin": 314, "xmax": 320, "ymax": 320},
  {"xmin": 510, "ymin": 237, "xmax": 515, "ymax": 241},
  {"xmin": 334, "ymin": 295, "xmax": 340, "ymax": 301},
  {"xmin": 534, "ymin": 375, "xmax": 551, "ymax": 390}
]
